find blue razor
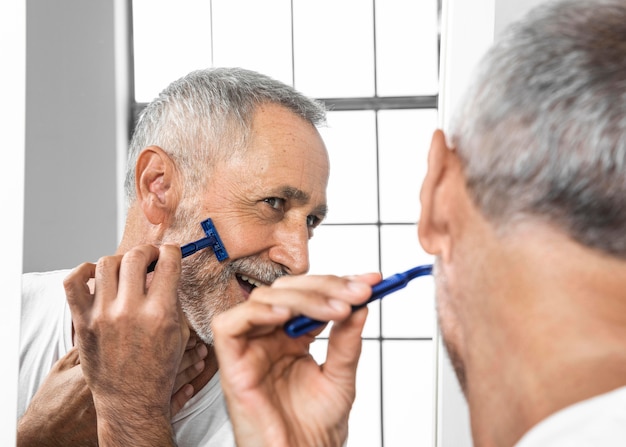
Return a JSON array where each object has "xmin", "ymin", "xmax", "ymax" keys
[
  {"xmin": 284, "ymin": 264, "xmax": 433, "ymax": 338},
  {"xmin": 147, "ymin": 218, "xmax": 229, "ymax": 272}
]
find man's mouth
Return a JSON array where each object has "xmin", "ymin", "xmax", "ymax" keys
[{"xmin": 236, "ymin": 273, "xmax": 265, "ymax": 297}]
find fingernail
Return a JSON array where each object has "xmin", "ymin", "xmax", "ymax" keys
[
  {"xmin": 272, "ymin": 305, "xmax": 290, "ymax": 316},
  {"xmin": 194, "ymin": 360, "xmax": 205, "ymax": 372},
  {"xmin": 347, "ymin": 280, "xmax": 370, "ymax": 294},
  {"xmin": 329, "ymin": 299, "xmax": 350, "ymax": 312},
  {"xmin": 184, "ymin": 384, "xmax": 194, "ymax": 397}
]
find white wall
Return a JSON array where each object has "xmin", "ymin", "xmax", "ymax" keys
[
  {"xmin": 0, "ymin": 0, "xmax": 25, "ymax": 443},
  {"xmin": 23, "ymin": 0, "xmax": 123, "ymax": 273}
]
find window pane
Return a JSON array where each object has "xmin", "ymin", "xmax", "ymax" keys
[
  {"xmin": 347, "ymin": 340, "xmax": 382, "ymax": 447},
  {"xmin": 378, "ymin": 109, "xmax": 437, "ymax": 223},
  {"xmin": 380, "ymin": 225, "xmax": 435, "ymax": 338},
  {"xmin": 311, "ymin": 340, "xmax": 383, "ymax": 447},
  {"xmin": 319, "ymin": 111, "xmax": 378, "ymax": 224},
  {"xmin": 133, "ymin": 0, "xmax": 212, "ymax": 102},
  {"xmin": 212, "ymin": 0, "xmax": 293, "ymax": 86},
  {"xmin": 383, "ymin": 340, "xmax": 435, "ymax": 446},
  {"xmin": 308, "ymin": 224, "xmax": 380, "ymax": 338},
  {"xmin": 293, "ymin": 0, "xmax": 375, "ymax": 98},
  {"xmin": 375, "ymin": 0, "xmax": 439, "ymax": 96},
  {"xmin": 132, "ymin": 2, "xmax": 441, "ymax": 444}
]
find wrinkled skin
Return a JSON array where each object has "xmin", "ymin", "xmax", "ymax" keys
[
  {"xmin": 63, "ymin": 245, "xmax": 188, "ymax": 446},
  {"xmin": 17, "ymin": 287, "xmax": 208, "ymax": 447}
]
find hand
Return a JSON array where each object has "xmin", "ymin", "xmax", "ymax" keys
[
  {"xmin": 17, "ymin": 347, "xmax": 97, "ymax": 447},
  {"xmin": 212, "ymin": 272, "xmax": 381, "ymax": 447},
  {"xmin": 171, "ymin": 334, "xmax": 209, "ymax": 415},
  {"xmin": 64, "ymin": 244, "xmax": 188, "ymax": 447},
  {"xmin": 17, "ymin": 336, "xmax": 207, "ymax": 447}
]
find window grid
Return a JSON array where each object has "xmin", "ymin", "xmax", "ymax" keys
[{"xmin": 131, "ymin": 1, "xmax": 440, "ymax": 445}]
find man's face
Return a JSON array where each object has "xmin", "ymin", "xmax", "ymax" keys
[
  {"xmin": 417, "ymin": 129, "xmax": 491, "ymax": 396},
  {"xmin": 166, "ymin": 103, "xmax": 330, "ymax": 344}
]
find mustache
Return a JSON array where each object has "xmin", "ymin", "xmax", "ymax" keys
[
  {"xmin": 182, "ymin": 247, "xmax": 287, "ymax": 285},
  {"xmin": 227, "ymin": 256, "xmax": 288, "ymax": 285}
]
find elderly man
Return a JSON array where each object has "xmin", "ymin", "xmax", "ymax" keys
[
  {"xmin": 65, "ymin": 0, "xmax": 626, "ymax": 446},
  {"xmin": 18, "ymin": 67, "xmax": 329, "ymax": 446},
  {"xmin": 211, "ymin": 0, "xmax": 626, "ymax": 445}
]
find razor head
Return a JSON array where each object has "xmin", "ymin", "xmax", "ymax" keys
[
  {"xmin": 200, "ymin": 218, "xmax": 229, "ymax": 261},
  {"xmin": 147, "ymin": 217, "xmax": 229, "ymax": 273}
]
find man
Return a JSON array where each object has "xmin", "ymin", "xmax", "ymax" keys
[
  {"xmin": 211, "ymin": 0, "xmax": 626, "ymax": 445},
  {"xmin": 66, "ymin": 0, "xmax": 626, "ymax": 445},
  {"xmin": 18, "ymin": 67, "xmax": 330, "ymax": 446}
]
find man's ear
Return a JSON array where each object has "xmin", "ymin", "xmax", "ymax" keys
[
  {"xmin": 135, "ymin": 146, "xmax": 181, "ymax": 226},
  {"xmin": 418, "ymin": 129, "xmax": 463, "ymax": 263}
]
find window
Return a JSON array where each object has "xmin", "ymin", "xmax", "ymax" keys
[{"xmin": 132, "ymin": 1, "xmax": 440, "ymax": 445}]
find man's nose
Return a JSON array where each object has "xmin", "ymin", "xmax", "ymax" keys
[{"xmin": 269, "ymin": 220, "xmax": 310, "ymax": 275}]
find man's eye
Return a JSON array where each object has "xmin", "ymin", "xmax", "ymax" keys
[
  {"xmin": 306, "ymin": 215, "xmax": 321, "ymax": 228},
  {"xmin": 264, "ymin": 197, "xmax": 285, "ymax": 210}
]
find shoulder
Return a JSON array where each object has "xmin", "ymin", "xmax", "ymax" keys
[
  {"xmin": 18, "ymin": 269, "xmax": 75, "ymax": 417},
  {"xmin": 20, "ymin": 269, "xmax": 73, "ymax": 340},
  {"xmin": 21, "ymin": 269, "xmax": 72, "ymax": 315},
  {"xmin": 22, "ymin": 269, "xmax": 73, "ymax": 297},
  {"xmin": 515, "ymin": 386, "xmax": 626, "ymax": 447}
]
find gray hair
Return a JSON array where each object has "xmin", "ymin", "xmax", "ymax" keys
[
  {"xmin": 450, "ymin": 0, "xmax": 626, "ymax": 258},
  {"xmin": 124, "ymin": 67, "xmax": 326, "ymax": 204}
]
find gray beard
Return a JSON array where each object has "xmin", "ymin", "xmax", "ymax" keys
[
  {"xmin": 433, "ymin": 259, "xmax": 468, "ymax": 394},
  {"xmin": 178, "ymin": 248, "xmax": 232, "ymax": 345},
  {"xmin": 177, "ymin": 246, "xmax": 288, "ymax": 345},
  {"xmin": 441, "ymin": 325, "xmax": 467, "ymax": 394},
  {"xmin": 163, "ymin": 206, "xmax": 286, "ymax": 344}
]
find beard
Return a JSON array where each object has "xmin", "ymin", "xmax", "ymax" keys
[
  {"xmin": 163, "ymin": 206, "xmax": 286, "ymax": 345},
  {"xmin": 178, "ymin": 249, "xmax": 285, "ymax": 345},
  {"xmin": 433, "ymin": 258, "xmax": 468, "ymax": 394}
]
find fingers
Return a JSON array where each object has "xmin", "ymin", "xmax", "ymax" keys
[
  {"xmin": 173, "ymin": 361, "xmax": 205, "ymax": 395},
  {"xmin": 116, "ymin": 245, "xmax": 161, "ymax": 305},
  {"xmin": 145, "ymin": 244, "xmax": 182, "ymax": 308},
  {"xmin": 186, "ymin": 334, "xmax": 199, "ymax": 349},
  {"xmin": 324, "ymin": 307, "xmax": 368, "ymax": 383},
  {"xmin": 212, "ymin": 300, "xmax": 292, "ymax": 356},
  {"xmin": 51, "ymin": 346, "xmax": 82, "ymax": 371},
  {"xmin": 252, "ymin": 273, "xmax": 378, "ymax": 323},
  {"xmin": 172, "ymin": 343, "xmax": 208, "ymax": 393},
  {"xmin": 64, "ymin": 262, "xmax": 97, "ymax": 316},
  {"xmin": 212, "ymin": 273, "xmax": 382, "ymax": 357},
  {"xmin": 68, "ymin": 244, "xmax": 181, "ymax": 311},
  {"xmin": 170, "ymin": 384, "xmax": 194, "ymax": 416},
  {"xmin": 178, "ymin": 341, "xmax": 208, "ymax": 372}
]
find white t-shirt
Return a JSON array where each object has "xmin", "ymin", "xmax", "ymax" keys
[
  {"xmin": 515, "ymin": 386, "xmax": 626, "ymax": 446},
  {"xmin": 18, "ymin": 269, "xmax": 235, "ymax": 446}
]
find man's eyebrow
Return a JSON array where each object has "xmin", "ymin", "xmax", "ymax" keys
[
  {"xmin": 282, "ymin": 186, "xmax": 309, "ymax": 202},
  {"xmin": 281, "ymin": 186, "xmax": 328, "ymax": 218},
  {"xmin": 313, "ymin": 204, "xmax": 329, "ymax": 220}
]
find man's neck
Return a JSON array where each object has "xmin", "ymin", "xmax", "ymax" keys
[
  {"xmin": 467, "ymin": 337, "xmax": 626, "ymax": 447},
  {"xmin": 465, "ymin": 228, "xmax": 626, "ymax": 447}
]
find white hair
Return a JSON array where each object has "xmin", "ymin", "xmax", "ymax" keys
[{"xmin": 450, "ymin": 0, "xmax": 626, "ymax": 257}]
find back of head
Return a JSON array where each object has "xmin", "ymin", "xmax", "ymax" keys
[
  {"xmin": 124, "ymin": 67, "xmax": 326, "ymax": 205},
  {"xmin": 450, "ymin": 0, "xmax": 626, "ymax": 258}
]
